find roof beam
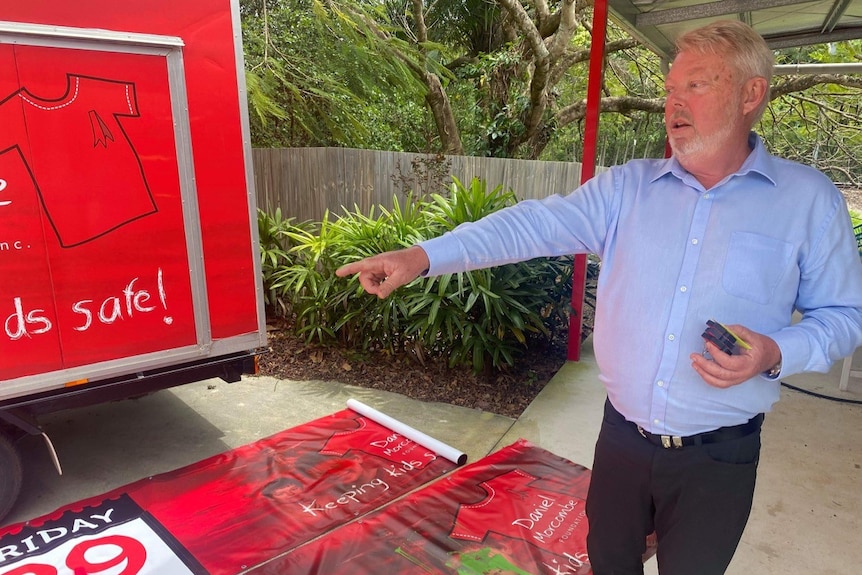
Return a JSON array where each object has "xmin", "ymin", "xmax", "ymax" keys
[
  {"xmin": 636, "ymin": 0, "xmax": 811, "ymax": 27},
  {"xmin": 822, "ymin": 0, "xmax": 852, "ymax": 32},
  {"xmin": 765, "ymin": 25, "xmax": 862, "ymax": 48}
]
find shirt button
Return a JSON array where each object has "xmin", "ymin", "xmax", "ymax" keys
[
  {"xmin": 653, "ymin": 419, "xmax": 661, "ymax": 425},
  {"xmin": 680, "ymin": 285, "xmax": 687, "ymax": 292},
  {"xmin": 657, "ymin": 380, "xmax": 665, "ymax": 387},
  {"xmin": 704, "ymin": 193, "xmax": 711, "ymax": 199},
  {"xmin": 668, "ymin": 334, "xmax": 675, "ymax": 341},
  {"xmin": 691, "ymin": 238, "xmax": 699, "ymax": 245}
]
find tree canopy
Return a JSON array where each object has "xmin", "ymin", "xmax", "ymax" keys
[{"xmin": 241, "ymin": 0, "xmax": 862, "ymax": 183}]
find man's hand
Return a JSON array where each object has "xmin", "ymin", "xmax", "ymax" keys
[
  {"xmin": 335, "ymin": 246, "xmax": 430, "ymax": 299},
  {"xmin": 689, "ymin": 324, "xmax": 781, "ymax": 388}
]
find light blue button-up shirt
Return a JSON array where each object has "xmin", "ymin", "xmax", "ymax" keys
[{"xmin": 419, "ymin": 134, "xmax": 862, "ymax": 435}]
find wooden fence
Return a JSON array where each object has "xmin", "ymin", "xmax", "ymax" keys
[{"xmin": 252, "ymin": 147, "xmax": 588, "ymax": 222}]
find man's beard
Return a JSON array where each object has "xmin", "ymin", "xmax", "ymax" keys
[{"xmin": 669, "ymin": 109, "xmax": 738, "ymax": 164}]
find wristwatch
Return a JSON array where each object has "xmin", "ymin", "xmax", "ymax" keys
[{"xmin": 765, "ymin": 360, "xmax": 782, "ymax": 378}]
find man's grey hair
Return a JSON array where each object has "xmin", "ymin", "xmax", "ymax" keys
[{"xmin": 675, "ymin": 19, "xmax": 774, "ymax": 121}]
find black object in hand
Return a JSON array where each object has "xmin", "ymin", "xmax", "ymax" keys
[{"xmin": 701, "ymin": 320, "xmax": 751, "ymax": 355}]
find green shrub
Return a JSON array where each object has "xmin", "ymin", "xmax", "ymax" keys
[
  {"xmin": 258, "ymin": 207, "xmax": 295, "ymax": 316},
  {"xmin": 260, "ymin": 177, "xmax": 578, "ymax": 374}
]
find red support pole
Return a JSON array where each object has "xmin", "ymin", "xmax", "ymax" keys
[{"xmin": 567, "ymin": 0, "xmax": 608, "ymax": 361}]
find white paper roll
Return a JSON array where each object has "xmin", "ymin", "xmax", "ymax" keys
[{"xmin": 346, "ymin": 398, "xmax": 467, "ymax": 465}]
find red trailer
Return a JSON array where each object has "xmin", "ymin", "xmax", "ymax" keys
[{"xmin": 0, "ymin": 0, "xmax": 266, "ymax": 520}]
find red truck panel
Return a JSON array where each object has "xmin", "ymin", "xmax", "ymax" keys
[{"xmin": 1, "ymin": 1, "xmax": 263, "ymax": 386}]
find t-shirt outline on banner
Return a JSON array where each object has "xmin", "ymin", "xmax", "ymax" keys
[
  {"xmin": 0, "ymin": 72, "xmax": 158, "ymax": 248},
  {"xmin": 449, "ymin": 468, "xmax": 589, "ymax": 555}
]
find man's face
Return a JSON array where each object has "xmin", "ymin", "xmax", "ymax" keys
[
  {"xmin": 664, "ymin": 50, "xmax": 747, "ymax": 169},
  {"xmin": 269, "ymin": 480, "xmax": 303, "ymax": 501}
]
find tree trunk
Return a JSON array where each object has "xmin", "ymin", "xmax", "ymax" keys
[{"xmin": 425, "ymin": 72, "xmax": 464, "ymax": 155}]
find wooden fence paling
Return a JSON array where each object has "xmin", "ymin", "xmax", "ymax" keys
[{"xmin": 252, "ymin": 147, "xmax": 586, "ymax": 222}]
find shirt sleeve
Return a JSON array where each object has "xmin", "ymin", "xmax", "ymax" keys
[
  {"xmin": 419, "ymin": 168, "xmax": 620, "ymax": 276},
  {"xmin": 772, "ymin": 192, "xmax": 862, "ymax": 376}
]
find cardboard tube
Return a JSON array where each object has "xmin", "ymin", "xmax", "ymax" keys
[{"xmin": 347, "ymin": 399, "xmax": 467, "ymax": 466}]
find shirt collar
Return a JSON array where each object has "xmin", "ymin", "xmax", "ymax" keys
[{"xmin": 651, "ymin": 132, "xmax": 778, "ymax": 187}]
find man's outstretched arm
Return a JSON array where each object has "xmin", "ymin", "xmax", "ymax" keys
[{"xmin": 335, "ymin": 245, "xmax": 430, "ymax": 299}]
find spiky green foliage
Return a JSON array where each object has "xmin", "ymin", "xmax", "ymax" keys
[{"xmin": 261, "ymin": 177, "xmax": 575, "ymax": 374}]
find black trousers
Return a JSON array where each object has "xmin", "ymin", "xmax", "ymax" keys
[{"xmin": 585, "ymin": 399, "xmax": 762, "ymax": 575}]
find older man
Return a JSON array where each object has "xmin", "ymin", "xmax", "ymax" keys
[{"xmin": 337, "ymin": 20, "xmax": 862, "ymax": 574}]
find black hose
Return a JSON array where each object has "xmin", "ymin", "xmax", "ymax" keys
[{"xmin": 780, "ymin": 380, "xmax": 862, "ymax": 405}]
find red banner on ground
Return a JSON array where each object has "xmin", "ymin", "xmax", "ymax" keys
[
  {"xmin": 0, "ymin": 408, "xmax": 456, "ymax": 574},
  {"xmin": 1, "ymin": 411, "xmax": 650, "ymax": 575},
  {"xmin": 251, "ymin": 438, "xmax": 596, "ymax": 575}
]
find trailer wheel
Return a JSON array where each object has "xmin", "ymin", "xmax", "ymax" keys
[{"xmin": 0, "ymin": 431, "xmax": 23, "ymax": 523}]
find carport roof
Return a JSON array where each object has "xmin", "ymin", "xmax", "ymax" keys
[{"xmin": 607, "ymin": 0, "xmax": 862, "ymax": 59}]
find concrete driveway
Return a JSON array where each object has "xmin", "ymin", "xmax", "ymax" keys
[{"xmin": 4, "ymin": 341, "xmax": 861, "ymax": 574}]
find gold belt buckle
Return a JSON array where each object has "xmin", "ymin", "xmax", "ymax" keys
[
  {"xmin": 661, "ymin": 435, "xmax": 683, "ymax": 449},
  {"xmin": 638, "ymin": 426, "xmax": 683, "ymax": 449}
]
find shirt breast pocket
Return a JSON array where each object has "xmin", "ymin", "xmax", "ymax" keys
[{"xmin": 722, "ymin": 231, "xmax": 793, "ymax": 305}]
